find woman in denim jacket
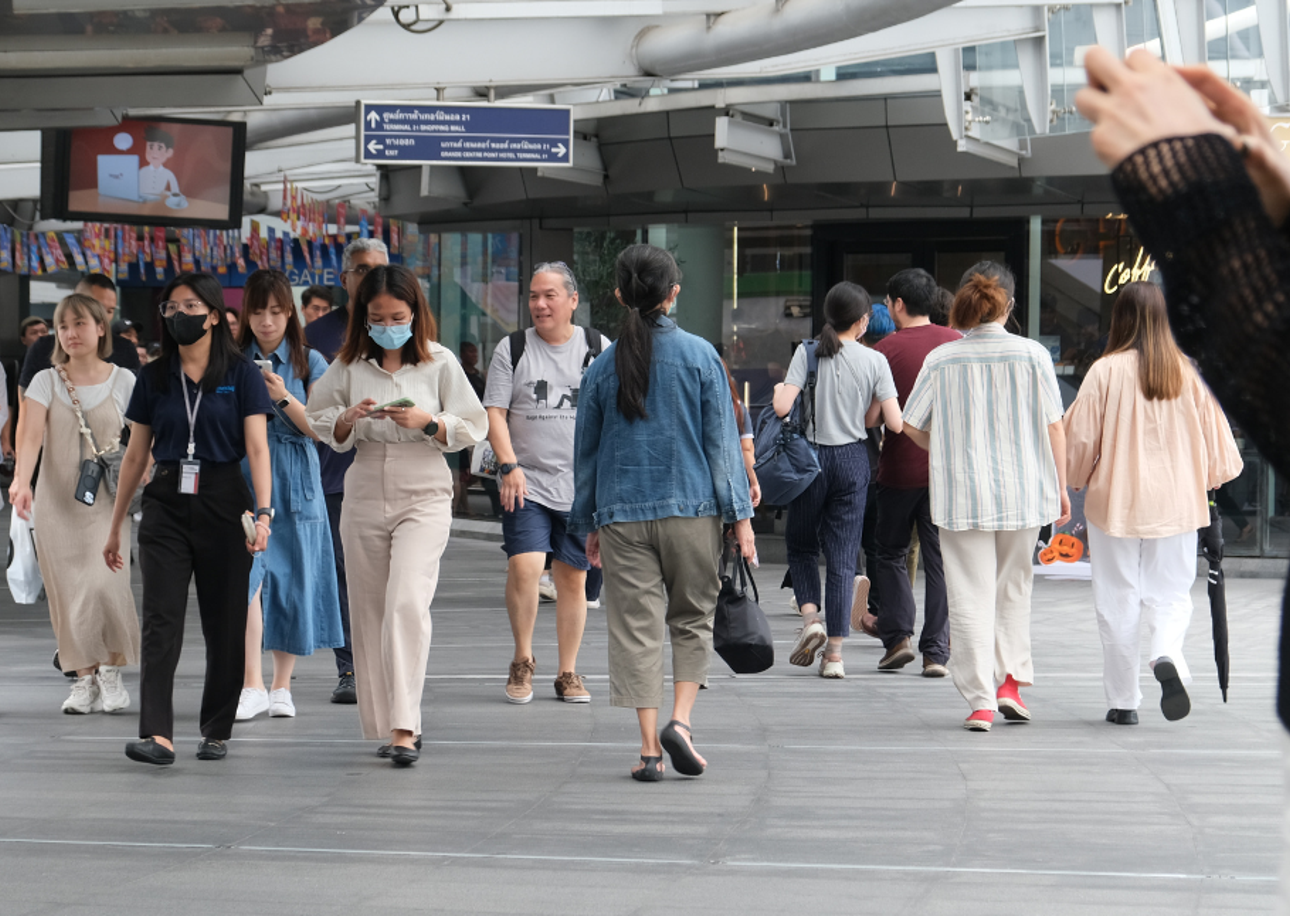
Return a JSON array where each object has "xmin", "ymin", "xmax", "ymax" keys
[{"xmin": 570, "ymin": 244, "xmax": 755, "ymax": 782}]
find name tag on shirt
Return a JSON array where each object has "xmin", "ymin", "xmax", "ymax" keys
[{"xmin": 179, "ymin": 459, "xmax": 200, "ymax": 495}]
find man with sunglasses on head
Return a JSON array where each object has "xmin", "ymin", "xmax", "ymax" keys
[{"xmin": 304, "ymin": 237, "xmax": 388, "ymax": 705}]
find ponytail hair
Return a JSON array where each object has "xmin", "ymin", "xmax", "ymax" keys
[
  {"xmin": 817, "ymin": 281, "xmax": 871, "ymax": 359},
  {"xmin": 613, "ymin": 244, "xmax": 680, "ymax": 422},
  {"xmin": 950, "ymin": 273, "xmax": 1011, "ymax": 329}
]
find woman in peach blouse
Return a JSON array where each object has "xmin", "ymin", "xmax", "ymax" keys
[{"xmin": 1064, "ymin": 282, "xmax": 1242, "ymax": 726}]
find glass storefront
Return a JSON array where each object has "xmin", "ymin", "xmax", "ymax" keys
[
  {"xmin": 416, "ymin": 214, "xmax": 1284, "ymax": 557},
  {"xmin": 1036, "ymin": 217, "xmax": 1277, "ymax": 557}
]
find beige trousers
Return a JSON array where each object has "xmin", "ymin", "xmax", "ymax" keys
[
  {"xmin": 599, "ymin": 516, "xmax": 723, "ymax": 709},
  {"xmin": 940, "ymin": 526, "xmax": 1040, "ymax": 712},
  {"xmin": 341, "ymin": 442, "xmax": 453, "ymax": 739}
]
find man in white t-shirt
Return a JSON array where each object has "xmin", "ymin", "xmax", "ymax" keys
[
  {"xmin": 484, "ymin": 262, "xmax": 609, "ymax": 705},
  {"xmin": 138, "ymin": 127, "xmax": 180, "ymax": 200}
]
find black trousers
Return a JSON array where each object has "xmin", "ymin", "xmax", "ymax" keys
[
  {"xmin": 136, "ymin": 462, "xmax": 253, "ymax": 741},
  {"xmin": 325, "ymin": 492, "xmax": 354, "ymax": 676},
  {"xmin": 873, "ymin": 485, "xmax": 950, "ymax": 664}
]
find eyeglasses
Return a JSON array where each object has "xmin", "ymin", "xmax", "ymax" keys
[
  {"xmin": 342, "ymin": 264, "xmax": 375, "ymax": 278},
  {"xmin": 159, "ymin": 299, "xmax": 210, "ymax": 318}
]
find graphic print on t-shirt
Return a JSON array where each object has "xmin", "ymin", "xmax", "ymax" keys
[{"xmin": 481, "ymin": 328, "xmax": 609, "ymax": 513}]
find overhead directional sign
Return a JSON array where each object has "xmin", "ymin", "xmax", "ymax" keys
[{"xmin": 357, "ymin": 101, "xmax": 573, "ymax": 168}]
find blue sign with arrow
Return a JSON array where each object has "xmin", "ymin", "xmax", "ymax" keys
[{"xmin": 357, "ymin": 101, "xmax": 573, "ymax": 167}]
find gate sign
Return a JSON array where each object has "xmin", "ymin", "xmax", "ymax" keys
[{"xmin": 357, "ymin": 101, "xmax": 573, "ymax": 167}]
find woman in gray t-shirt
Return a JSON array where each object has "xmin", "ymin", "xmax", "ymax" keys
[{"xmin": 772, "ymin": 282, "xmax": 901, "ymax": 678}]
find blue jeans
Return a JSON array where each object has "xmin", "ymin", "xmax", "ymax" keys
[{"xmin": 786, "ymin": 441, "xmax": 869, "ymax": 638}]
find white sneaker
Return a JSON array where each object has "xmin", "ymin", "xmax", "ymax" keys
[
  {"xmin": 789, "ymin": 620, "xmax": 827, "ymax": 667},
  {"xmin": 62, "ymin": 675, "xmax": 103, "ymax": 714},
  {"xmin": 268, "ymin": 688, "xmax": 296, "ymax": 718},
  {"xmin": 236, "ymin": 687, "xmax": 270, "ymax": 720},
  {"xmin": 819, "ymin": 656, "xmax": 846, "ymax": 679},
  {"xmin": 538, "ymin": 573, "xmax": 557, "ymax": 602},
  {"xmin": 96, "ymin": 665, "xmax": 130, "ymax": 712},
  {"xmin": 586, "ymin": 598, "xmax": 602, "ymax": 609}
]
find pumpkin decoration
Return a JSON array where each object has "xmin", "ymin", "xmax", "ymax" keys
[{"xmin": 1038, "ymin": 533, "xmax": 1085, "ymax": 565}]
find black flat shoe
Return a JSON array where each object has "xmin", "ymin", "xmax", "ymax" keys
[
  {"xmin": 1154, "ymin": 658, "xmax": 1191, "ymax": 721},
  {"xmin": 390, "ymin": 745, "xmax": 419, "ymax": 766},
  {"xmin": 631, "ymin": 755, "xmax": 664, "ymax": 782},
  {"xmin": 660, "ymin": 720, "xmax": 705, "ymax": 777},
  {"xmin": 125, "ymin": 738, "xmax": 175, "ymax": 766},
  {"xmin": 1106, "ymin": 708, "xmax": 1139, "ymax": 725},
  {"xmin": 376, "ymin": 735, "xmax": 422, "ymax": 758},
  {"xmin": 196, "ymin": 738, "xmax": 228, "ymax": 760}
]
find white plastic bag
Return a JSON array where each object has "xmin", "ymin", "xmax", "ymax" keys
[
  {"xmin": 469, "ymin": 440, "xmax": 501, "ymax": 479},
  {"xmin": 7, "ymin": 507, "xmax": 42, "ymax": 604}
]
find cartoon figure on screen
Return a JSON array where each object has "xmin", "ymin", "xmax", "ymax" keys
[{"xmin": 138, "ymin": 127, "xmax": 184, "ymax": 205}]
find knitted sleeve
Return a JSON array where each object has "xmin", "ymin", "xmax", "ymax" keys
[{"xmin": 1112, "ymin": 133, "xmax": 1290, "ymax": 480}]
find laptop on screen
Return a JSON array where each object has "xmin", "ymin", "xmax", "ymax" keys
[{"xmin": 97, "ymin": 155, "xmax": 141, "ymax": 202}]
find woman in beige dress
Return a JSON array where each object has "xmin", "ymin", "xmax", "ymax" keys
[
  {"xmin": 306, "ymin": 264, "xmax": 487, "ymax": 766},
  {"xmin": 10, "ymin": 294, "xmax": 139, "ymax": 714}
]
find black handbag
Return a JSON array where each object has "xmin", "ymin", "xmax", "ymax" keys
[
  {"xmin": 752, "ymin": 340, "xmax": 820, "ymax": 507},
  {"xmin": 713, "ymin": 552, "xmax": 774, "ymax": 674}
]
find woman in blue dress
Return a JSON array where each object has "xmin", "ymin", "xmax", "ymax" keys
[{"xmin": 233, "ymin": 269, "xmax": 343, "ymax": 719}]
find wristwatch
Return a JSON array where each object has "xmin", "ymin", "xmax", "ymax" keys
[
  {"xmin": 499, "ymin": 462, "xmax": 520, "ymax": 476},
  {"xmin": 275, "ymin": 396, "xmax": 291, "ymax": 409},
  {"xmin": 423, "ymin": 420, "xmax": 439, "ymax": 439},
  {"xmin": 256, "ymin": 507, "xmax": 275, "ymax": 520}
]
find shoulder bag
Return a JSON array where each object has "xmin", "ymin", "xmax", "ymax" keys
[
  {"xmin": 752, "ymin": 339, "xmax": 820, "ymax": 507},
  {"xmin": 713, "ymin": 549, "xmax": 774, "ymax": 674},
  {"xmin": 56, "ymin": 366, "xmax": 140, "ymax": 512}
]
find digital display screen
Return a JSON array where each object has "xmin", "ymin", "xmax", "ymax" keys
[{"xmin": 53, "ymin": 117, "xmax": 245, "ymax": 229}]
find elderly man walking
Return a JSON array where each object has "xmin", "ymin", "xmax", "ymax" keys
[{"xmin": 484, "ymin": 262, "xmax": 609, "ymax": 704}]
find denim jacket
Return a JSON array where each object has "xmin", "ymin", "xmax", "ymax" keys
[{"xmin": 568, "ymin": 316, "xmax": 753, "ymax": 534}]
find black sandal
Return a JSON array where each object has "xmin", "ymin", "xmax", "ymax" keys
[
  {"xmin": 631, "ymin": 755, "xmax": 664, "ymax": 782},
  {"xmin": 660, "ymin": 720, "xmax": 705, "ymax": 777}
]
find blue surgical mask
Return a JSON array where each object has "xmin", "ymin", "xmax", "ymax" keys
[{"xmin": 367, "ymin": 321, "xmax": 413, "ymax": 351}]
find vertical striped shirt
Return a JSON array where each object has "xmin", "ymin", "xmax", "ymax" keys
[{"xmin": 902, "ymin": 322, "xmax": 1064, "ymax": 532}]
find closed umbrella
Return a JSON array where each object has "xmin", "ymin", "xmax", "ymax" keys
[{"xmin": 1199, "ymin": 495, "xmax": 1229, "ymax": 702}]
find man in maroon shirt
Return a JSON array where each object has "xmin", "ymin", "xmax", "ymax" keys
[{"xmin": 872, "ymin": 268, "xmax": 961, "ymax": 675}]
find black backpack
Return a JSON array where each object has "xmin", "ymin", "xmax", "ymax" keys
[{"xmin": 508, "ymin": 326, "xmax": 604, "ymax": 373}]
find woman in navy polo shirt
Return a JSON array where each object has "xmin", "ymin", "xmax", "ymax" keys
[{"xmin": 103, "ymin": 272, "xmax": 274, "ymax": 766}]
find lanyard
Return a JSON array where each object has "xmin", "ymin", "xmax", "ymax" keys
[{"xmin": 180, "ymin": 374, "xmax": 203, "ymax": 460}]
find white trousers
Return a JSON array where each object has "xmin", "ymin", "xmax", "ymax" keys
[
  {"xmin": 1087, "ymin": 521, "xmax": 1196, "ymax": 711},
  {"xmin": 940, "ymin": 527, "xmax": 1040, "ymax": 712}
]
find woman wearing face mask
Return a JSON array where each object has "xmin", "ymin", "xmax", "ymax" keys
[
  {"xmin": 103, "ymin": 272, "xmax": 274, "ymax": 766},
  {"xmin": 234, "ymin": 270, "xmax": 342, "ymax": 721},
  {"xmin": 305, "ymin": 264, "xmax": 488, "ymax": 766},
  {"xmin": 11, "ymin": 294, "xmax": 139, "ymax": 715}
]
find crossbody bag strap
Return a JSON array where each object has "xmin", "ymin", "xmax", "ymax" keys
[
  {"xmin": 800, "ymin": 340, "xmax": 819, "ymax": 445},
  {"xmin": 55, "ymin": 365, "xmax": 120, "ymax": 459}
]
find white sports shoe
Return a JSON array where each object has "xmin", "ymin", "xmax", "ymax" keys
[
  {"xmin": 268, "ymin": 688, "xmax": 296, "ymax": 718},
  {"xmin": 62, "ymin": 675, "xmax": 103, "ymax": 714},
  {"xmin": 236, "ymin": 687, "xmax": 270, "ymax": 720},
  {"xmin": 537, "ymin": 573, "xmax": 557, "ymax": 602},
  {"xmin": 96, "ymin": 665, "xmax": 130, "ymax": 712},
  {"xmin": 819, "ymin": 656, "xmax": 846, "ymax": 679},
  {"xmin": 586, "ymin": 598, "xmax": 602, "ymax": 609}
]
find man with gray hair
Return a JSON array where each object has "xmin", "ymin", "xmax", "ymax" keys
[
  {"xmin": 484, "ymin": 261, "xmax": 609, "ymax": 704},
  {"xmin": 305, "ymin": 236, "xmax": 388, "ymax": 704}
]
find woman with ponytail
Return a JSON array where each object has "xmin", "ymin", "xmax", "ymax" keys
[
  {"xmin": 570, "ymin": 244, "xmax": 754, "ymax": 782},
  {"xmin": 772, "ymin": 282, "xmax": 902, "ymax": 678},
  {"xmin": 902, "ymin": 264, "xmax": 1070, "ymax": 732}
]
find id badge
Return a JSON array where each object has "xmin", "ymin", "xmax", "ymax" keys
[{"xmin": 179, "ymin": 459, "xmax": 200, "ymax": 495}]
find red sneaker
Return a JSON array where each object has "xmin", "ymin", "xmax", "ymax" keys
[
  {"xmin": 964, "ymin": 710, "xmax": 994, "ymax": 731},
  {"xmin": 997, "ymin": 674, "xmax": 1031, "ymax": 722}
]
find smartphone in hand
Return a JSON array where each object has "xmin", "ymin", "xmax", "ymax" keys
[{"xmin": 372, "ymin": 397, "xmax": 415, "ymax": 413}]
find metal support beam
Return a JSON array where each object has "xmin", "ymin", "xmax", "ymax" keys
[
  {"xmin": 1015, "ymin": 33, "xmax": 1051, "ymax": 135},
  {"xmin": 1092, "ymin": 2, "xmax": 1128, "ymax": 58},
  {"xmin": 632, "ymin": 0, "xmax": 962, "ymax": 77},
  {"xmin": 936, "ymin": 47, "xmax": 966, "ymax": 142},
  {"xmin": 1257, "ymin": 0, "xmax": 1290, "ymax": 106},
  {"xmin": 1154, "ymin": 0, "xmax": 1207, "ymax": 65}
]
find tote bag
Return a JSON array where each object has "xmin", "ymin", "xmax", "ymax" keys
[
  {"xmin": 713, "ymin": 552, "xmax": 774, "ymax": 674},
  {"xmin": 752, "ymin": 340, "xmax": 819, "ymax": 507}
]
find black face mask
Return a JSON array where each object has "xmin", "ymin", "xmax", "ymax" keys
[{"xmin": 166, "ymin": 312, "xmax": 210, "ymax": 347}]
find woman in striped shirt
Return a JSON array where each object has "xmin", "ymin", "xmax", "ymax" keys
[{"xmin": 902, "ymin": 266, "xmax": 1070, "ymax": 732}]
